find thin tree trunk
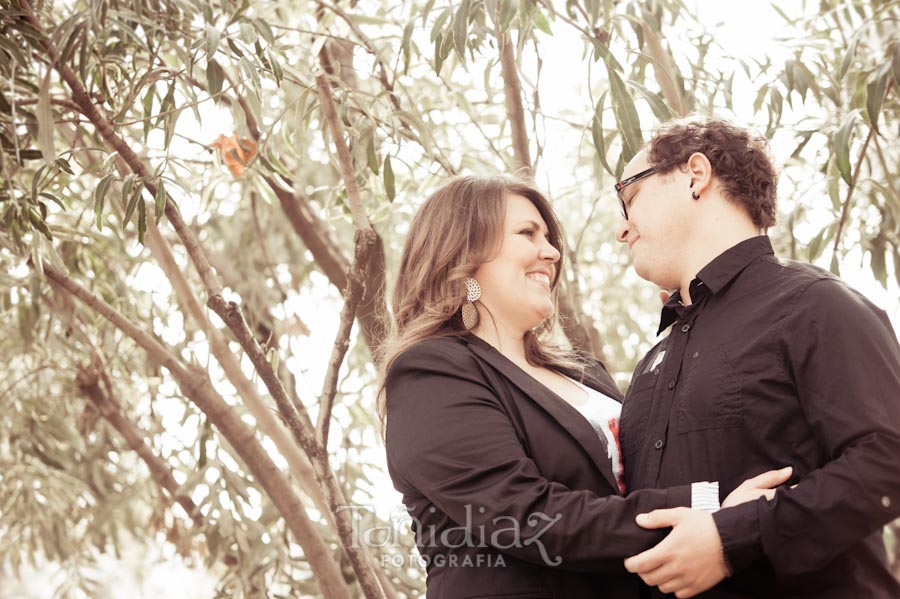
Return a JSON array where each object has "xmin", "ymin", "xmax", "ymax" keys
[
  {"xmin": 76, "ymin": 364, "xmax": 205, "ymax": 530},
  {"xmin": 492, "ymin": 12, "xmax": 601, "ymax": 357},
  {"xmin": 641, "ymin": 22, "xmax": 687, "ymax": 116},
  {"xmin": 142, "ymin": 220, "xmax": 332, "ymax": 518},
  {"xmin": 43, "ymin": 265, "xmax": 354, "ymax": 599},
  {"xmin": 19, "ymin": 4, "xmax": 385, "ymax": 595},
  {"xmin": 268, "ymin": 182, "xmax": 389, "ymax": 353},
  {"xmin": 495, "ymin": 25, "xmax": 532, "ymax": 174}
]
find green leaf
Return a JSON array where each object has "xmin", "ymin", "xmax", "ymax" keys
[
  {"xmin": 834, "ymin": 110, "xmax": 859, "ymax": 186},
  {"xmin": 624, "ymin": 80, "xmax": 671, "ymax": 121},
  {"xmin": 94, "ymin": 174, "xmax": 113, "ymax": 230},
  {"xmin": 28, "ymin": 207, "xmax": 52, "ymax": 241},
  {"xmin": 142, "ymin": 86, "xmax": 155, "ymax": 143},
  {"xmin": 453, "ymin": 0, "xmax": 471, "ymax": 63},
  {"xmin": 240, "ymin": 56, "xmax": 261, "ymax": 95},
  {"xmin": 590, "ymin": 38, "xmax": 622, "ymax": 70},
  {"xmin": 752, "ymin": 85, "xmax": 769, "ymax": 113},
  {"xmin": 430, "ymin": 8, "xmax": 452, "ymax": 43},
  {"xmin": 894, "ymin": 246, "xmax": 900, "ymax": 289},
  {"xmin": 37, "ymin": 69, "xmax": 55, "ymax": 165},
  {"xmin": 54, "ymin": 158, "xmax": 74, "ymax": 175},
  {"xmin": 724, "ymin": 71, "xmax": 735, "ymax": 106},
  {"xmin": 239, "ymin": 21, "xmax": 257, "ymax": 45},
  {"xmin": 402, "ymin": 20, "xmax": 415, "ymax": 74},
  {"xmin": 499, "ymin": 0, "xmax": 517, "ymax": 30},
  {"xmin": 0, "ymin": 34, "xmax": 27, "ymax": 66},
  {"xmin": 422, "ymin": 0, "xmax": 438, "ymax": 24},
  {"xmin": 123, "ymin": 185, "xmax": 143, "ymax": 228},
  {"xmin": 252, "ymin": 18, "xmax": 275, "ymax": 46},
  {"xmin": 137, "ymin": 193, "xmax": 146, "ymax": 245},
  {"xmin": 384, "ymin": 155, "xmax": 395, "ymax": 201},
  {"xmin": 38, "ymin": 192, "xmax": 65, "ymax": 211},
  {"xmin": 206, "ymin": 59, "xmax": 224, "ymax": 99},
  {"xmin": 591, "ymin": 91, "xmax": 616, "ymax": 176},
  {"xmin": 206, "ymin": 25, "xmax": 220, "ymax": 57},
  {"xmin": 865, "ymin": 62, "xmax": 890, "ymax": 135},
  {"xmin": 606, "ymin": 65, "xmax": 642, "ymax": 163},
  {"xmin": 806, "ymin": 224, "xmax": 831, "ymax": 262},
  {"xmin": 266, "ymin": 48, "xmax": 282, "ymax": 86},
  {"xmin": 154, "ymin": 179, "xmax": 167, "ymax": 223},
  {"xmin": 366, "ymin": 135, "xmax": 379, "ymax": 174},
  {"xmin": 893, "ymin": 44, "xmax": 900, "ymax": 95},
  {"xmin": 839, "ymin": 35, "xmax": 859, "ymax": 80},
  {"xmin": 585, "ymin": 0, "xmax": 600, "ymax": 24},
  {"xmin": 826, "ymin": 163, "xmax": 841, "ymax": 211},
  {"xmin": 59, "ymin": 22, "xmax": 86, "ymax": 68},
  {"xmin": 870, "ymin": 249, "xmax": 887, "ymax": 288},
  {"xmin": 434, "ymin": 31, "xmax": 445, "ymax": 74},
  {"xmin": 531, "ymin": 8, "xmax": 552, "ymax": 35}
]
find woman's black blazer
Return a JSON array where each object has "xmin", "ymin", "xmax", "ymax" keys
[{"xmin": 385, "ymin": 334, "xmax": 691, "ymax": 599}]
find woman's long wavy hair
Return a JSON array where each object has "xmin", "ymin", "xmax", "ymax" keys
[{"xmin": 376, "ymin": 174, "xmax": 585, "ymax": 423}]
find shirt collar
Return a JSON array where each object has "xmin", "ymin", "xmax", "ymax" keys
[{"xmin": 657, "ymin": 235, "xmax": 774, "ymax": 334}]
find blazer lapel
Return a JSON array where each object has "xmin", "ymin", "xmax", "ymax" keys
[{"xmin": 464, "ymin": 335, "xmax": 621, "ymax": 494}]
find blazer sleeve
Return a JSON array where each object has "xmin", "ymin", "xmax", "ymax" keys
[
  {"xmin": 713, "ymin": 279, "xmax": 900, "ymax": 575},
  {"xmin": 385, "ymin": 339, "xmax": 691, "ymax": 572}
]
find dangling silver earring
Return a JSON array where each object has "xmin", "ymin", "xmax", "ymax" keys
[{"xmin": 461, "ymin": 277, "xmax": 481, "ymax": 329}]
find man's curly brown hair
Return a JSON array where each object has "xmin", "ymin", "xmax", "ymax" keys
[{"xmin": 647, "ymin": 117, "xmax": 777, "ymax": 228}]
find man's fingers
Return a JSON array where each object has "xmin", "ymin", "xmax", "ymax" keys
[
  {"xmin": 658, "ymin": 576, "xmax": 688, "ymax": 594},
  {"xmin": 744, "ymin": 466, "xmax": 792, "ymax": 489},
  {"xmin": 635, "ymin": 507, "xmax": 688, "ymax": 530},
  {"xmin": 643, "ymin": 563, "xmax": 684, "ymax": 590},
  {"xmin": 624, "ymin": 545, "xmax": 667, "ymax": 574}
]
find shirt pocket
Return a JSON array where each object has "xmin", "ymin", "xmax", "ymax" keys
[
  {"xmin": 620, "ymin": 370, "xmax": 659, "ymax": 457},
  {"xmin": 674, "ymin": 344, "xmax": 743, "ymax": 432}
]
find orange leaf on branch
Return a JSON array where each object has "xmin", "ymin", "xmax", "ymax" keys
[{"xmin": 209, "ymin": 133, "xmax": 258, "ymax": 177}]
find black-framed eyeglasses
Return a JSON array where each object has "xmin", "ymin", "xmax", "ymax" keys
[{"xmin": 615, "ymin": 167, "xmax": 658, "ymax": 220}]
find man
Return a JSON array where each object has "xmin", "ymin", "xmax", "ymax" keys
[{"xmin": 614, "ymin": 117, "xmax": 900, "ymax": 598}]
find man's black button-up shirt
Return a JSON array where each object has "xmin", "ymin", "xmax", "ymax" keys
[{"xmin": 621, "ymin": 235, "xmax": 900, "ymax": 598}]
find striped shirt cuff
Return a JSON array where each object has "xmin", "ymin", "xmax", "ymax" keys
[{"xmin": 691, "ymin": 481, "xmax": 720, "ymax": 512}]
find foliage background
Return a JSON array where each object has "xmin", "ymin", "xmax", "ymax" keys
[{"xmin": 1, "ymin": 0, "xmax": 898, "ymax": 596}]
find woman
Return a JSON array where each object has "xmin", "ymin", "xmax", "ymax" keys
[{"xmin": 379, "ymin": 175, "xmax": 783, "ymax": 599}]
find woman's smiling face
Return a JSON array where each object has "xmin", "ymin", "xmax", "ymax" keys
[{"xmin": 472, "ymin": 193, "xmax": 561, "ymax": 335}]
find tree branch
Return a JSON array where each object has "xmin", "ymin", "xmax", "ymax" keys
[
  {"xmin": 313, "ymin": 0, "xmax": 457, "ymax": 174},
  {"xmin": 832, "ymin": 126, "xmax": 874, "ymax": 255},
  {"xmin": 641, "ymin": 22, "xmax": 687, "ymax": 117},
  {"xmin": 38, "ymin": 264, "xmax": 350, "ymax": 599},
  {"xmin": 142, "ymin": 218, "xmax": 331, "ymax": 520},
  {"xmin": 40, "ymin": 262, "xmax": 353, "ymax": 599},
  {"xmin": 315, "ymin": 72, "xmax": 373, "ymax": 233},
  {"xmin": 76, "ymin": 364, "xmax": 205, "ymax": 530},
  {"xmin": 494, "ymin": 20, "xmax": 532, "ymax": 174}
]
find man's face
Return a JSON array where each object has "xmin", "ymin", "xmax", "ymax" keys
[{"xmin": 615, "ymin": 149, "xmax": 692, "ymax": 289}]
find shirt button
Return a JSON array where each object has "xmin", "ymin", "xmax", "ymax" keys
[
  {"xmin": 667, "ymin": 380, "xmax": 675, "ymax": 389},
  {"xmin": 882, "ymin": 496, "xmax": 892, "ymax": 508},
  {"xmin": 652, "ymin": 368, "xmax": 660, "ymax": 376},
  {"xmin": 654, "ymin": 439, "xmax": 664, "ymax": 450},
  {"xmin": 681, "ymin": 324, "xmax": 691, "ymax": 333},
  {"xmin": 693, "ymin": 351, "xmax": 700, "ymax": 358}
]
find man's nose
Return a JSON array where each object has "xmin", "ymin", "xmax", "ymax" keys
[{"xmin": 615, "ymin": 218, "xmax": 630, "ymax": 243}]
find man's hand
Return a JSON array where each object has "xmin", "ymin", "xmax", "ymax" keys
[
  {"xmin": 722, "ymin": 466, "xmax": 792, "ymax": 508},
  {"xmin": 624, "ymin": 508, "xmax": 729, "ymax": 598}
]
